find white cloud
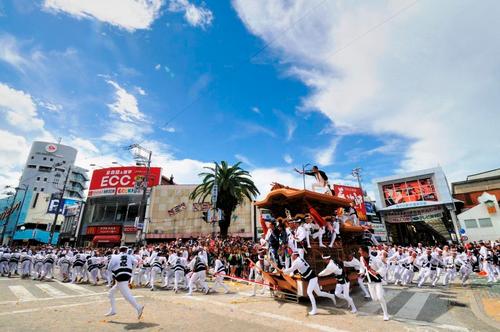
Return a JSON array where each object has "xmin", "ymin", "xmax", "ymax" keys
[
  {"xmin": 235, "ymin": 154, "xmax": 256, "ymax": 168},
  {"xmin": 168, "ymin": 0, "xmax": 213, "ymax": 29},
  {"xmin": 135, "ymin": 86, "xmax": 147, "ymax": 96},
  {"xmin": 38, "ymin": 100, "xmax": 63, "ymax": 113},
  {"xmin": 0, "ymin": 82, "xmax": 46, "ymax": 132},
  {"xmin": 101, "ymin": 121, "xmax": 152, "ymax": 143},
  {"xmin": 251, "ymin": 106, "xmax": 261, "ymax": 114},
  {"xmin": 155, "ymin": 64, "xmax": 162, "ymax": 70},
  {"xmin": 161, "ymin": 126, "xmax": 176, "ymax": 133},
  {"xmin": 43, "ymin": 0, "xmax": 164, "ymax": 32},
  {"xmin": 106, "ymin": 80, "xmax": 146, "ymax": 122},
  {"xmin": 0, "ymin": 34, "xmax": 30, "ymax": 71},
  {"xmin": 233, "ymin": 0, "xmax": 500, "ymax": 181},
  {"xmin": 283, "ymin": 154, "xmax": 293, "ymax": 164},
  {"xmin": 315, "ymin": 137, "xmax": 341, "ymax": 167}
]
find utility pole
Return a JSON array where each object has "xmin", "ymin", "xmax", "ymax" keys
[
  {"xmin": 127, "ymin": 144, "xmax": 152, "ymax": 246},
  {"xmin": 0, "ymin": 188, "xmax": 19, "ymax": 245},
  {"xmin": 9, "ymin": 184, "xmax": 29, "ymax": 246},
  {"xmin": 301, "ymin": 163, "xmax": 310, "ymax": 190},
  {"xmin": 48, "ymin": 164, "xmax": 71, "ymax": 245}
]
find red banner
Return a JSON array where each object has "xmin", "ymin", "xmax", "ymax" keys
[
  {"xmin": 86, "ymin": 225, "xmax": 122, "ymax": 235},
  {"xmin": 333, "ymin": 184, "xmax": 367, "ymax": 221},
  {"xmin": 123, "ymin": 226, "xmax": 137, "ymax": 233},
  {"xmin": 88, "ymin": 166, "xmax": 162, "ymax": 197}
]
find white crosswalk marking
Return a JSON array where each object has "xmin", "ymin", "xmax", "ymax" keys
[
  {"xmin": 358, "ymin": 289, "xmax": 400, "ymax": 314},
  {"xmin": 56, "ymin": 282, "xmax": 94, "ymax": 295},
  {"xmin": 36, "ymin": 284, "xmax": 68, "ymax": 298},
  {"xmin": 8, "ymin": 286, "xmax": 37, "ymax": 301},
  {"xmin": 395, "ymin": 292, "xmax": 431, "ymax": 320}
]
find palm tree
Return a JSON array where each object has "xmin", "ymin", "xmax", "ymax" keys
[{"xmin": 189, "ymin": 161, "xmax": 259, "ymax": 238}]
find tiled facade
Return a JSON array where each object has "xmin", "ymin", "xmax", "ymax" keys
[{"xmin": 147, "ymin": 184, "xmax": 254, "ymax": 239}]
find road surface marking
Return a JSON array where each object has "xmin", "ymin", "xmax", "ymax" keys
[
  {"xmin": 56, "ymin": 281, "xmax": 95, "ymax": 294},
  {"xmin": 357, "ymin": 289, "xmax": 400, "ymax": 314},
  {"xmin": 8, "ymin": 286, "xmax": 37, "ymax": 301},
  {"xmin": 395, "ymin": 292, "xmax": 431, "ymax": 320},
  {"xmin": 36, "ymin": 284, "xmax": 68, "ymax": 298},
  {"xmin": 0, "ymin": 296, "xmax": 143, "ymax": 316},
  {"xmin": 0, "ymin": 292, "xmax": 108, "ymax": 305},
  {"xmin": 184, "ymin": 295, "xmax": 347, "ymax": 332}
]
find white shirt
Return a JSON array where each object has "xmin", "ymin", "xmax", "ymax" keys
[{"xmin": 318, "ymin": 260, "xmax": 342, "ymax": 277}]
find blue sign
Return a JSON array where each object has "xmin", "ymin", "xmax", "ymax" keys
[
  {"xmin": 460, "ymin": 228, "xmax": 466, "ymax": 234},
  {"xmin": 47, "ymin": 194, "xmax": 79, "ymax": 215},
  {"xmin": 365, "ymin": 202, "xmax": 376, "ymax": 215}
]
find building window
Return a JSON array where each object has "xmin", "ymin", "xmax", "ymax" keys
[
  {"xmin": 40, "ymin": 188, "xmax": 44, "ymax": 192},
  {"xmin": 39, "ymin": 166, "xmax": 52, "ymax": 172},
  {"xmin": 50, "ymin": 158, "xmax": 53, "ymax": 162},
  {"xmin": 37, "ymin": 177, "xmax": 41, "ymax": 181},
  {"xmin": 34, "ymin": 187, "xmax": 38, "ymax": 191},
  {"xmin": 464, "ymin": 219, "xmax": 478, "ymax": 229},
  {"xmin": 31, "ymin": 156, "xmax": 34, "ymax": 159},
  {"xmin": 478, "ymin": 218, "xmax": 493, "ymax": 228},
  {"xmin": 43, "ymin": 157, "xmax": 47, "ymax": 161},
  {"xmin": 27, "ymin": 165, "xmax": 36, "ymax": 169},
  {"xmin": 43, "ymin": 177, "xmax": 47, "ymax": 182},
  {"xmin": 63, "ymin": 161, "xmax": 66, "ymax": 164}
]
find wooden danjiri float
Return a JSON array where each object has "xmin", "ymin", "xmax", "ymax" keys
[{"xmin": 254, "ymin": 183, "xmax": 376, "ymax": 301}]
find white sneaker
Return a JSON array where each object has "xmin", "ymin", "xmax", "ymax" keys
[
  {"xmin": 137, "ymin": 305, "xmax": 144, "ymax": 319},
  {"xmin": 105, "ymin": 311, "xmax": 116, "ymax": 317},
  {"xmin": 383, "ymin": 315, "xmax": 389, "ymax": 321},
  {"xmin": 308, "ymin": 310, "xmax": 317, "ymax": 316},
  {"xmin": 351, "ymin": 309, "xmax": 358, "ymax": 314}
]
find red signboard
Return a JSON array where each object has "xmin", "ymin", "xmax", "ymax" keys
[
  {"xmin": 333, "ymin": 184, "xmax": 367, "ymax": 221},
  {"xmin": 86, "ymin": 225, "xmax": 122, "ymax": 235},
  {"xmin": 88, "ymin": 166, "xmax": 162, "ymax": 197},
  {"xmin": 123, "ymin": 226, "xmax": 137, "ymax": 233}
]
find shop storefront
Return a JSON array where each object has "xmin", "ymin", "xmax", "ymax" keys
[
  {"xmin": 77, "ymin": 166, "xmax": 162, "ymax": 246},
  {"xmin": 374, "ymin": 167, "xmax": 460, "ymax": 245}
]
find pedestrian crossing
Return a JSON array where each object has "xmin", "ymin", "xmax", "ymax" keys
[{"xmin": 1, "ymin": 281, "xmax": 103, "ymax": 303}]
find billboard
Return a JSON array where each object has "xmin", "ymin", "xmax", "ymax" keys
[
  {"xmin": 334, "ymin": 184, "xmax": 367, "ymax": 221},
  {"xmin": 382, "ymin": 177, "xmax": 438, "ymax": 207},
  {"xmin": 47, "ymin": 194, "xmax": 80, "ymax": 216},
  {"xmin": 88, "ymin": 166, "xmax": 162, "ymax": 197}
]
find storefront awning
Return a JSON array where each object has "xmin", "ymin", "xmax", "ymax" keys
[{"xmin": 92, "ymin": 235, "xmax": 121, "ymax": 243}]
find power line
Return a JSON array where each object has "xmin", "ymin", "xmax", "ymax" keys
[{"xmin": 162, "ymin": 0, "xmax": 329, "ymax": 127}]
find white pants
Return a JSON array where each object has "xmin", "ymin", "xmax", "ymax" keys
[
  {"xmin": 459, "ymin": 266, "xmax": 471, "ymax": 285},
  {"xmin": 188, "ymin": 271, "xmax": 208, "ymax": 294},
  {"xmin": 8, "ymin": 262, "xmax": 18, "ymax": 275},
  {"xmin": 173, "ymin": 270, "xmax": 185, "ymax": 290},
  {"xmin": 72, "ymin": 266, "xmax": 84, "ymax": 283},
  {"xmin": 21, "ymin": 261, "xmax": 31, "ymax": 276},
  {"xmin": 312, "ymin": 227, "xmax": 325, "ymax": 247},
  {"xmin": 335, "ymin": 282, "xmax": 356, "ymax": 312},
  {"xmin": 306, "ymin": 277, "xmax": 336, "ymax": 313},
  {"xmin": 401, "ymin": 268, "xmax": 415, "ymax": 285},
  {"xmin": 150, "ymin": 267, "xmax": 162, "ymax": 289},
  {"xmin": 0, "ymin": 262, "xmax": 7, "ymax": 274},
  {"xmin": 252, "ymin": 273, "xmax": 267, "ymax": 295},
  {"xmin": 213, "ymin": 273, "xmax": 229, "ymax": 293},
  {"xmin": 443, "ymin": 269, "xmax": 457, "ymax": 286},
  {"xmin": 357, "ymin": 277, "xmax": 371, "ymax": 297},
  {"xmin": 418, "ymin": 268, "xmax": 437, "ymax": 287},
  {"xmin": 60, "ymin": 264, "xmax": 70, "ymax": 280},
  {"xmin": 108, "ymin": 281, "xmax": 141, "ymax": 314},
  {"xmin": 42, "ymin": 263, "xmax": 53, "ymax": 279},
  {"xmin": 89, "ymin": 268, "xmax": 99, "ymax": 284},
  {"xmin": 33, "ymin": 263, "xmax": 43, "ymax": 278},
  {"xmin": 367, "ymin": 283, "xmax": 389, "ymax": 319}
]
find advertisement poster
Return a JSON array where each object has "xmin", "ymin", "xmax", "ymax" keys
[
  {"xmin": 334, "ymin": 184, "xmax": 367, "ymax": 221},
  {"xmin": 47, "ymin": 194, "xmax": 80, "ymax": 216},
  {"xmin": 382, "ymin": 177, "xmax": 438, "ymax": 207},
  {"xmin": 88, "ymin": 166, "xmax": 162, "ymax": 197}
]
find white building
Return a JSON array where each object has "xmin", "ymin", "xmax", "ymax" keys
[{"xmin": 457, "ymin": 192, "xmax": 500, "ymax": 242}]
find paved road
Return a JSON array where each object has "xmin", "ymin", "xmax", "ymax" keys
[{"xmin": 0, "ymin": 276, "xmax": 496, "ymax": 332}]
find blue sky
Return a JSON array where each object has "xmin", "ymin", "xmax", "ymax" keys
[{"xmin": 0, "ymin": 0, "xmax": 499, "ymax": 199}]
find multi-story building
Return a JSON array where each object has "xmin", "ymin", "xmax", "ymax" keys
[
  {"xmin": 374, "ymin": 167, "xmax": 460, "ymax": 245},
  {"xmin": 452, "ymin": 168, "xmax": 500, "ymax": 211},
  {"xmin": 19, "ymin": 141, "xmax": 88, "ymax": 199},
  {"xmin": 147, "ymin": 184, "xmax": 254, "ymax": 241}
]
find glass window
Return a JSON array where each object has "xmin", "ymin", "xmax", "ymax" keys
[
  {"xmin": 43, "ymin": 177, "xmax": 47, "ymax": 182},
  {"xmin": 36, "ymin": 177, "xmax": 40, "ymax": 181},
  {"xmin": 43, "ymin": 157, "xmax": 47, "ymax": 160},
  {"xmin": 103, "ymin": 203, "xmax": 117, "ymax": 222},
  {"xmin": 27, "ymin": 165, "xmax": 36, "ymax": 169},
  {"xmin": 115, "ymin": 204, "xmax": 128, "ymax": 221},
  {"xmin": 31, "ymin": 156, "xmax": 34, "ymax": 159},
  {"xmin": 127, "ymin": 204, "xmax": 140, "ymax": 222},
  {"xmin": 92, "ymin": 204, "xmax": 106, "ymax": 223},
  {"xmin": 34, "ymin": 187, "xmax": 37, "ymax": 191},
  {"xmin": 40, "ymin": 188, "xmax": 44, "ymax": 192},
  {"xmin": 478, "ymin": 218, "xmax": 493, "ymax": 228},
  {"xmin": 50, "ymin": 158, "xmax": 53, "ymax": 161},
  {"xmin": 464, "ymin": 219, "xmax": 478, "ymax": 228}
]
